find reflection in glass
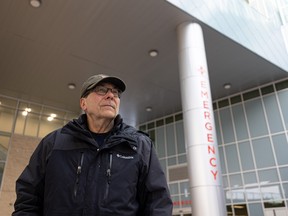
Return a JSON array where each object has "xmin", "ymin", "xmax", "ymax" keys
[
  {"xmin": 226, "ymin": 188, "xmax": 245, "ymax": 203},
  {"xmin": 0, "ymin": 106, "xmax": 16, "ymax": 132},
  {"xmin": 260, "ymin": 184, "xmax": 283, "ymax": 201},
  {"xmin": 245, "ymin": 187, "xmax": 262, "ymax": 201}
]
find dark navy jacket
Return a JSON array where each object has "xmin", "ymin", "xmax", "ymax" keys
[{"xmin": 13, "ymin": 114, "xmax": 173, "ymax": 216}]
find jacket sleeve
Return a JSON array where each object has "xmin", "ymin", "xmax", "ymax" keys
[
  {"xmin": 138, "ymin": 136, "xmax": 173, "ymax": 216},
  {"xmin": 12, "ymin": 132, "xmax": 55, "ymax": 216}
]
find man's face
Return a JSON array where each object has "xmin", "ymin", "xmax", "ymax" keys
[{"xmin": 80, "ymin": 82, "xmax": 121, "ymax": 120}]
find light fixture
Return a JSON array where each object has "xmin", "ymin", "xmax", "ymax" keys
[
  {"xmin": 223, "ymin": 83, "xmax": 231, "ymax": 89},
  {"xmin": 30, "ymin": 0, "xmax": 41, "ymax": 8},
  {"xmin": 146, "ymin": 107, "xmax": 152, "ymax": 112},
  {"xmin": 149, "ymin": 50, "xmax": 158, "ymax": 57},
  {"xmin": 47, "ymin": 116, "xmax": 53, "ymax": 121},
  {"xmin": 68, "ymin": 83, "xmax": 76, "ymax": 90},
  {"xmin": 22, "ymin": 108, "xmax": 32, "ymax": 116},
  {"xmin": 47, "ymin": 113, "xmax": 57, "ymax": 121}
]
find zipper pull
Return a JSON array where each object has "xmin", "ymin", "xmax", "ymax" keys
[
  {"xmin": 106, "ymin": 168, "xmax": 111, "ymax": 177},
  {"xmin": 77, "ymin": 165, "xmax": 82, "ymax": 174},
  {"xmin": 77, "ymin": 152, "xmax": 84, "ymax": 174}
]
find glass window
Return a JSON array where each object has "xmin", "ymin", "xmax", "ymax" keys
[
  {"xmin": 246, "ymin": 187, "xmax": 261, "ymax": 201},
  {"xmin": 238, "ymin": 141, "xmax": 255, "ymax": 171},
  {"xmin": 244, "ymin": 99, "xmax": 268, "ymax": 138},
  {"xmin": 147, "ymin": 122, "xmax": 155, "ymax": 130},
  {"xmin": 42, "ymin": 107, "xmax": 66, "ymax": 123},
  {"xmin": 180, "ymin": 194, "xmax": 191, "ymax": 208},
  {"xmin": 277, "ymin": 91, "xmax": 288, "ymax": 129},
  {"xmin": 178, "ymin": 154, "xmax": 186, "ymax": 164},
  {"xmin": 168, "ymin": 156, "xmax": 177, "ymax": 166},
  {"xmin": 175, "ymin": 121, "xmax": 185, "ymax": 154},
  {"xmin": 147, "ymin": 130, "xmax": 155, "ymax": 143},
  {"xmin": 229, "ymin": 174, "xmax": 243, "ymax": 188},
  {"xmin": 214, "ymin": 110, "xmax": 223, "ymax": 145},
  {"xmin": 225, "ymin": 189, "xmax": 232, "ymax": 204},
  {"xmin": 166, "ymin": 124, "xmax": 176, "ymax": 156},
  {"xmin": 226, "ymin": 205, "xmax": 233, "ymax": 216},
  {"xmin": 258, "ymin": 169, "xmax": 279, "ymax": 183},
  {"xmin": 222, "ymin": 175, "xmax": 229, "ymax": 188},
  {"xmin": 165, "ymin": 116, "xmax": 174, "ymax": 124},
  {"xmin": 225, "ymin": 144, "xmax": 240, "ymax": 173},
  {"xmin": 0, "ymin": 161, "xmax": 5, "ymax": 187},
  {"xmin": 0, "ymin": 136, "xmax": 9, "ymax": 161},
  {"xmin": 180, "ymin": 181, "xmax": 190, "ymax": 196},
  {"xmin": 243, "ymin": 172, "xmax": 257, "ymax": 185},
  {"xmin": 261, "ymin": 184, "xmax": 283, "ymax": 201},
  {"xmin": 0, "ymin": 106, "xmax": 16, "ymax": 132},
  {"xmin": 261, "ymin": 85, "xmax": 274, "ymax": 95},
  {"xmin": 156, "ymin": 119, "xmax": 164, "ymax": 127},
  {"xmin": 283, "ymin": 183, "xmax": 288, "ymax": 199},
  {"xmin": 243, "ymin": 90, "xmax": 260, "ymax": 101},
  {"xmin": 14, "ymin": 111, "xmax": 26, "ymax": 135},
  {"xmin": 24, "ymin": 113, "xmax": 39, "ymax": 137},
  {"xmin": 264, "ymin": 200, "xmax": 285, "ymax": 208},
  {"xmin": 228, "ymin": 188, "xmax": 245, "ymax": 203},
  {"xmin": 279, "ymin": 167, "xmax": 288, "ymax": 181},
  {"xmin": 169, "ymin": 182, "xmax": 179, "ymax": 195},
  {"xmin": 248, "ymin": 203, "xmax": 264, "ymax": 216},
  {"xmin": 219, "ymin": 146, "xmax": 227, "ymax": 174},
  {"xmin": 15, "ymin": 102, "xmax": 36, "ymax": 135},
  {"xmin": 171, "ymin": 195, "xmax": 180, "ymax": 209},
  {"xmin": 38, "ymin": 115, "xmax": 63, "ymax": 138},
  {"xmin": 139, "ymin": 124, "xmax": 146, "ymax": 132},
  {"xmin": 252, "ymin": 137, "xmax": 275, "ymax": 168},
  {"xmin": 272, "ymin": 134, "xmax": 288, "ymax": 165},
  {"xmin": 155, "ymin": 127, "xmax": 166, "ymax": 158},
  {"xmin": 219, "ymin": 108, "xmax": 235, "ymax": 143},
  {"xmin": 232, "ymin": 104, "xmax": 249, "ymax": 141},
  {"xmin": 0, "ymin": 134, "xmax": 10, "ymax": 150},
  {"xmin": 233, "ymin": 204, "xmax": 248, "ymax": 216},
  {"xmin": 263, "ymin": 95, "xmax": 284, "ymax": 133}
]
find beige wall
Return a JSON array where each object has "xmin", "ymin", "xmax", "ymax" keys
[{"xmin": 0, "ymin": 134, "xmax": 40, "ymax": 216}]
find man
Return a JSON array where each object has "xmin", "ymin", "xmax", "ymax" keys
[{"xmin": 13, "ymin": 74, "xmax": 173, "ymax": 216}]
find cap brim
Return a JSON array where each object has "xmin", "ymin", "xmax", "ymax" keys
[{"xmin": 99, "ymin": 77, "xmax": 126, "ymax": 92}]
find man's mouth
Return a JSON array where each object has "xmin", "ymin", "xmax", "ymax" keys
[{"xmin": 102, "ymin": 104, "xmax": 115, "ymax": 109}]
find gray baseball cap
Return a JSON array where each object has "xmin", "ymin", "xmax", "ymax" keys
[{"xmin": 81, "ymin": 74, "xmax": 126, "ymax": 98}]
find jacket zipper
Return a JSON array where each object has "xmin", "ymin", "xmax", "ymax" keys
[
  {"xmin": 104, "ymin": 152, "xmax": 113, "ymax": 200},
  {"xmin": 74, "ymin": 152, "xmax": 84, "ymax": 198}
]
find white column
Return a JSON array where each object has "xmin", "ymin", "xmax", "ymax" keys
[{"xmin": 177, "ymin": 22, "xmax": 227, "ymax": 216}]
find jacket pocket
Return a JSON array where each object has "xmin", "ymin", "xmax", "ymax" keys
[{"xmin": 73, "ymin": 152, "xmax": 84, "ymax": 198}]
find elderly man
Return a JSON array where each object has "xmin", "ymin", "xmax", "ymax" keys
[{"xmin": 13, "ymin": 74, "xmax": 173, "ymax": 216}]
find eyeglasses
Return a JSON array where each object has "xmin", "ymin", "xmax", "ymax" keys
[{"xmin": 91, "ymin": 85, "xmax": 122, "ymax": 98}]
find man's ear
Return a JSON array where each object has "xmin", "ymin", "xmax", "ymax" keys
[{"xmin": 80, "ymin": 98, "xmax": 86, "ymax": 111}]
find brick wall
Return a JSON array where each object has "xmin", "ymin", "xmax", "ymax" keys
[{"xmin": 0, "ymin": 134, "xmax": 40, "ymax": 216}]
